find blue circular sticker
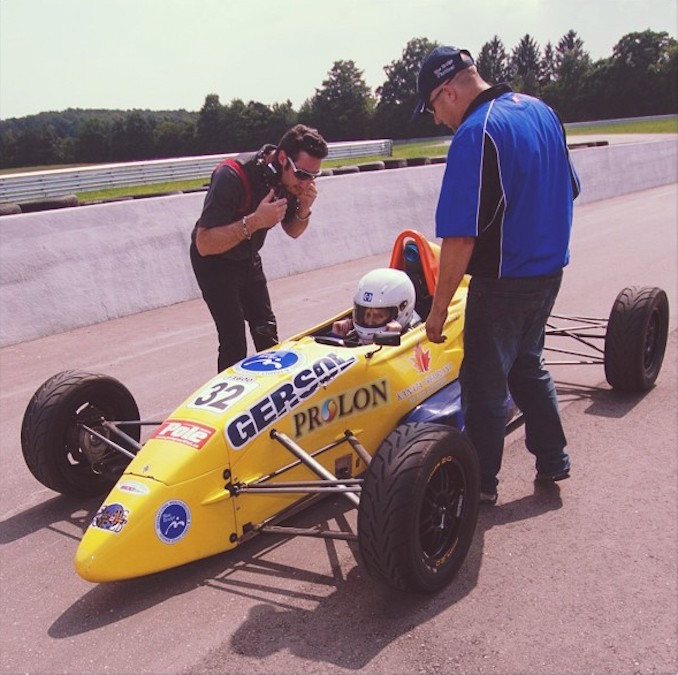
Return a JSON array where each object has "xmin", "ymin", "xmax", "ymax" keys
[
  {"xmin": 155, "ymin": 500, "xmax": 191, "ymax": 544},
  {"xmin": 237, "ymin": 350, "xmax": 301, "ymax": 374}
]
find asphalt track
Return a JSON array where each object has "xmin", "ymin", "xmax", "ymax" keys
[{"xmin": 0, "ymin": 184, "xmax": 676, "ymax": 675}]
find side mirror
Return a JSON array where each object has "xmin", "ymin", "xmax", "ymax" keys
[{"xmin": 373, "ymin": 331, "xmax": 401, "ymax": 347}]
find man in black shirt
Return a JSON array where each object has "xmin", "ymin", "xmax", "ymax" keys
[{"xmin": 190, "ymin": 124, "xmax": 328, "ymax": 372}]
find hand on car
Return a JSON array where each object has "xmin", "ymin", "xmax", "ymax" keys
[{"xmin": 425, "ymin": 305, "xmax": 447, "ymax": 343}]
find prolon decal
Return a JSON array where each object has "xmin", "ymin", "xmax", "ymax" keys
[{"xmin": 293, "ymin": 379, "xmax": 389, "ymax": 438}]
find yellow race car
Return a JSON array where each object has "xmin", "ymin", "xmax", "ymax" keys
[{"xmin": 20, "ymin": 229, "xmax": 669, "ymax": 593}]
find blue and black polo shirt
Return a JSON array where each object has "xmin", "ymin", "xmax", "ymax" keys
[{"xmin": 436, "ymin": 84, "xmax": 581, "ymax": 278}]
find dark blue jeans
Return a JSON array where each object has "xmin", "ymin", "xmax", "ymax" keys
[{"xmin": 460, "ymin": 273, "xmax": 569, "ymax": 493}]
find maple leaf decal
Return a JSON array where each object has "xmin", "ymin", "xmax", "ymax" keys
[{"xmin": 411, "ymin": 342, "xmax": 431, "ymax": 373}]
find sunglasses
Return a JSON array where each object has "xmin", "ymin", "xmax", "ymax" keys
[
  {"xmin": 287, "ymin": 155, "xmax": 322, "ymax": 181},
  {"xmin": 425, "ymin": 78, "xmax": 453, "ymax": 114}
]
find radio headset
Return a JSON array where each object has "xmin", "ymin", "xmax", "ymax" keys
[{"xmin": 255, "ymin": 145, "xmax": 286, "ymax": 198}]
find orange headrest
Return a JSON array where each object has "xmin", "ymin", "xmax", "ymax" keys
[{"xmin": 388, "ymin": 229, "xmax": 439, "ymax": 295}]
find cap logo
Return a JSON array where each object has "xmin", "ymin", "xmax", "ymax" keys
[{"xmin": 434, "ymin": 58, "xmax": 457, "ymax": 79}]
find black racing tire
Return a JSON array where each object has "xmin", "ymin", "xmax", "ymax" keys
[
  {"xmin": 18, "ymin": 194, "xmax": 79, "ymax": 213},
  {"xmin": 0, "ymin": 203, "xmax": 22, "ymax": 216},
  {"xmin": 357, "ymin": 423, "xmax": 480, "ymax": 593},
  {"xmin": 356, "ymin": 161, "xmax": 385, "ymax": 172},
  {"xmin": 406, "ymin": 157, "xmax": 431, "ymax": 167},
  {"xmin": 332, "ymin": 165, "xmax": 360, "ymax": 175},
  {"xmin": 21, "ymin": 371, "xmax": 140, "ymax": 497},
  {"xmin": 604, "ymin": 286, "xmax": 669, "ymax": 392}
]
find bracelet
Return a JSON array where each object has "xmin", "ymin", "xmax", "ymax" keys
[
  {"xmin": 242, "ymin": 215, "xmax": 251, "ymax": 240},
  {"xmin": 295, "ymin": 208, "xmax": 311, "ymax": 222}
]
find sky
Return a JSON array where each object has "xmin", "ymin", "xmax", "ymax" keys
[{"xmin": 1, "ymin": 0, "xmax": 676, "ymax": 121}]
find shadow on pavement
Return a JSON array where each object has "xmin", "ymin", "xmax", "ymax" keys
[
  {"xmin": 218, "ymin": 484, "xmax": 562, "ymax": 671},
  {"xmin": 0, "ymin": 493, "xmax": 100, "ymax": 545},
  {"xmin": 554, "ymin": 379, "xmax": 653, "ymax": 418}
]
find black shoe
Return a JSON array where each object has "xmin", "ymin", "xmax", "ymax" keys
[{"xmin": 536, "ymin": 468, "xmax": 570, "ymax": 482}]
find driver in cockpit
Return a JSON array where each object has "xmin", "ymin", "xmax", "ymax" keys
[{"xmin": 331, "ymin": 268, "xmax": 418, "ymax": 344}]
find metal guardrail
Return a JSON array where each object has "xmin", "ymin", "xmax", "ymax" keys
[
  {"xmin": 564, "ymin": 114, "xmax": 676, "ymax": 129},
  {"xmin": 0, "ymin": 139, "xmax": 393, "ymax": 204}
]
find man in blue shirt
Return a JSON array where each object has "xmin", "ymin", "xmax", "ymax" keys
[{"xmin": 415, "ymin": 45, "xmax": 581, "ymax": 504}]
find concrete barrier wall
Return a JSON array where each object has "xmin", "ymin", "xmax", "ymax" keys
[{"xmin": 1, "ymin": 139, "xmax": 676, "ymax": 347}]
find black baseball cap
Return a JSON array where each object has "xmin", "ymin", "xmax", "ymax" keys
[{"xmin": 413, "ymin": 46, "xmax": 474, "ymax": 117}]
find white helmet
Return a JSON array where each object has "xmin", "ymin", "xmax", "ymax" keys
[{"xmin": 353, "ymin": 268, "xmax": 416, "ymax": 344}]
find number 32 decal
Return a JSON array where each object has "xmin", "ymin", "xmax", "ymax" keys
[{"xmin": 189, "ymin": 379, "xmax": 257, "ymax": 414}]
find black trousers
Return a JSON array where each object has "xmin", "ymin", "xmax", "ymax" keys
[{"xmin": 190, "ymin": 243, "xmax": 278, "ymax": 372}]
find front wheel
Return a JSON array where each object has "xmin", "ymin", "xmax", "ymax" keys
[
  {"xmin": 21, "ymin": 370, "xmax": 140, "ymax": 497},
  {"xmin": 357, "ymin": 423, "xmax": 480, "ymax": 593},
  {"xmin": 604, "ymin": 286, "xmax": 669, "ymax": 392}
]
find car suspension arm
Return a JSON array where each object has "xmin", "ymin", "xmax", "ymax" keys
[
  {"xmin": 79, "ymin": 423, "xmax": 137, "ymax": 460},
  {"xmin": 269, "ymin": 430, "xmax": 360, "ymax": 507},
  {"xmin": 258, "ymin": 524, "xmax": 357, "ymax": 541}
]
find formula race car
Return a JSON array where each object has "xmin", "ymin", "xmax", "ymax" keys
[{"xmin": 20, "ymin": 230, "xmax": 670, "ymax": 593}]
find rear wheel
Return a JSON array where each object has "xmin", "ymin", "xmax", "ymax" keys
[
  {"xmin": 358, "ymin": 423, "xmax": 480, "ymax": 593},
  {"xmin": 21, "ymin": 371, "xmax": 140, "ymax": 497},
  {"xmin": 604, "ymin": 286, "xmax": 669, "ymax": 392}
]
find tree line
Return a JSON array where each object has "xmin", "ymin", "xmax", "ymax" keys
[{"xmin": 1, "ymin": 29, "xmax": 675, "ymax": 170}]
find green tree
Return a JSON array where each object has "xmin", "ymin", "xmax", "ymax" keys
[
  {"xmin": 542, "ymin": 30, "xmax": 592, "ymax": 121},
  {"xmin": 303, "ymin": 60, "xmax": 374, "ymax": 141},
  {"xmin": 540, "ymin": 41, "xmax": 557, "ymax": 88},
  {"xmin": 267, "ymin": 101, "xmax": 298, "ymax": 144},
  {"xmin": 509, "ymin": 34, "xmax": 542, "ymax": 96},
  {"xmin": 373, "ymin": 37, "xmax": 441, "ymax": 139},
  {"xmin": 0, "ymin": 130, "xmax": 18, "ymax": 169},
  {"xmin": 74, "ymin": 118, "xmax": 111, "ymax": 163},
  {"xmin": 12, "ymin": 124, "xmax": 61, "ymax": 167},
  {"xmin": 196, "ymin": 94, "xmax": 225, "ymax": 154},
  {"xmin": 556, "ymin": 30, "xmax": 586, "ymax": 67},
  {"xmin": 222, "ymin": 98, "xmax": 248, "ymax": 151},
  {"xmin": 607, "ymin": 30, "xmax": 678, "ymax": 116},
  {"xmin": 476, "ymin": 36, "xmax": 509, "ymax": 84},
  {"xmin": 240, "ymin": 101, "xmax": 275, "ymax": 150},
  {"xmin": 154, "ymin": 119, "xmax": 195, "ymax": 158},
  {"xmin": 120, "ymin": 111, "xmax": 155, "ymax": 160},
  {"xmin": 660, "ymin": 41, "xmax": 678, "ymax": 113}
]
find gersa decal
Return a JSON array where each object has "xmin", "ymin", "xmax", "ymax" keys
[
  {"xmin": 293, "ymin": 379, "xmax": 389, "ymax": 438},
  {"xmin": 226, "ymin": 352, "xmax": 356, "ymax": 449},
  {"xmin": 151, "ymin": 419, "xmax": 216, "ymax": 449}
]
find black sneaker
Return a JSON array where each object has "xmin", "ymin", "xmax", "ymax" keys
[
  {"xmin": 535, "ymin": 468, "xmax": 570, "ymax": 482},
  {"xmin": 480, "ymin": 490, "xmax": 498, "ymax": 504}
]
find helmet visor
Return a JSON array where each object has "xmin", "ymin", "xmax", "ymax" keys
[{"xmin": 354, "ymin": 304, "xmax": 398, "ymax": 329}]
